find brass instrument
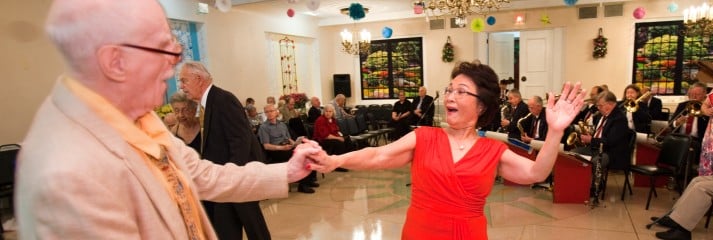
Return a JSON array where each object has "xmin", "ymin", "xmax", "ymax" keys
[
  {"xmin": 653, "ymin": 100, "xmax": 703, "ymax": 141},
  {"xmin": 566, "ymin": 112, "xmax": 599, "ymax": 147},
  {"xmin": 498, "ymin": 104, "xmax": 512, "ymax": 133},
  {"xmin": 623, "ymin": 92, "xmax": 652, "ymax": 112},
  {"xmin": 517, "ymin": 113, "xmax": 533, "ymax": 138}
]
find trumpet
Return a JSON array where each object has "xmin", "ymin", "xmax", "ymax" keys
[
  {"xmin": 653, "ymin": 100, "xmax": 702, "ymax": 141},
  {"xmin": 517, "ymin": 113, "xmax": 533, "ymax": 138},
  {"xmin": 622, "ymin": 92, "xmax": 652, "ymax": 113}
]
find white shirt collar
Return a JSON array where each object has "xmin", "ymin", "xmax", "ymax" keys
[{"xmin": 200, "ymin": 84, "xmax": 213, "ymax": 108}]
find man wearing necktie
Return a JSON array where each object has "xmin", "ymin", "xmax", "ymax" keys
[
  {"xmin": 580, "ymin": 91, "xmax": 634, "ymax": 171},
  {"xmin": 180, "ymin": 61, "xmax": 272, "ymax": 239},
  {"xmin": 672, "ymin": 82, "xmax": 709, "ymax": 140},
  {"xmin": 521, "ymin": 95, "xmax": 547, "ymax": 143}
]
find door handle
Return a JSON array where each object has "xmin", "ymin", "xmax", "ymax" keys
[{"xmin": 521, "ymin": 76, "xmax": 527, "ymax": 82}]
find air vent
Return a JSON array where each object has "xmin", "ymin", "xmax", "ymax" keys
[
  {"xmin": 429, "ymin": 19, "xmax": 445, "ymax": 30},
  {"xmin": 578, "ymin": 6, "xmax": 598, "ymax": 19},
  {"xmin": 604, "ymin": 4, "xmax": 623, "ymax": 17}
]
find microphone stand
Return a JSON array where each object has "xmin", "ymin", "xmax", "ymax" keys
[{"xmin": 417, "ymin": 92, "xmax": 439, "ymax": 126}]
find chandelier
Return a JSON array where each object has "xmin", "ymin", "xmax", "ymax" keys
[
  {"xmin": 340, "ymin": 28, "xmax": 371, "ymax": 56},
  {"xmin": 339, "ymin": 7, "xmax": 371, "ymax": 56},
  {"xmin": 420, "ymin": 0, "xmax": 511, "ymax": 27},
  {"xmin": 683, "ymin": 2, "xmax": 713, "ymax": 37}
]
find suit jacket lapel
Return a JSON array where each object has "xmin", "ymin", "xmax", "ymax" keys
[
  {"xmin": 203, "ymin": 87, "xmax": 216, "ymax": 145},
  {"xmin": 51, "ymin": 80, "xmax": 187, "ymax": 239}
]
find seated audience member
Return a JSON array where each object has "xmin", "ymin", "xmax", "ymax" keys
[
  {"xmin": 162, "ymin": 112, "xmax": 177, "ymax": 129},
  {"xmin": 169, "ymin": 93, "xmax": 201, "ymax": 151},
  {"xmin": 650, "ymin": 176, "xmax": 713, "ymax": 240},
  {"xmin": 618, "ymin": 84, "xmax": 652, "ymax": 133},
  {"xmin": 308, "ymin": 96, "xmax": 322, "ymax": 124},
  {"xmin": 245, "ymin": 104, "xmax": 261, "ymax": 133},
  {"xmin": 504, "ymin": 89, "xmax": 530, "ymax": 139},
  {"xmin": 280, "ymin": 97, "xmax": 300, "ymax": 121},
  {"xmin": 579, "ymin": 91, "xmax": 633, "ymax": 170},
  {"xmin": 258, "ymin": 104, "xmax": 317, "ymax": 193},
  {"xmin": 313, "ymin": 104, "xmax": 348, "ymax": 155},
  {"xmin": 411, "ymin": 86, "xmax": 435, "ymax": 126},
  {"xmin": 331, "ymin": 94, "xmax": 353, "ymax": 120},
  {"xmin": 392, "ymin": 90, "xmax": 413, "ymax": 140},
  {"xmin": 521, "ymin": 95, "xmax": 547, "ymax": 143},
  {"xmin": 641, "ymin": 86, "xmax": 666, "ymax": 121}
]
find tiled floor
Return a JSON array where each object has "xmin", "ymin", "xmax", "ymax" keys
[
  {"xmin": 261, "ymin": 167, "xmax": 713, "ymax": 240},
  {"xmin": 4, "ymin": 167, "xmax": 712, "ymax": 239}
]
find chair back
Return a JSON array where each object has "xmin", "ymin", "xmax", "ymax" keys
[
  {"xmin": 336, "ymin": 119, "xmax": 350, "ymax": 136},
  {"xmin": 346, "ymin": 118, "xmax": 361, "ymax": 136},
  {"xmin": 625, "ymin": 129, "xmax": 637, "ymax": 168},
  {"xmin": 355, "ymin": 114, "xmax": 370, "ymax": 133},
  {"xmin": 657, "ymin": 134, "xmax": 691, "ymax": 170},
  {"xmin": 0, "ymin": 144, "xmax": 20, "ymax": 187},
  {"xmin": 287, "ymin": 117, "xmax": 308, "ymax": 139}
]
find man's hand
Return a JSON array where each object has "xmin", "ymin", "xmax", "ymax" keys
[{"xmin": 286, "ymin": 138, "xmax": 324, "ymax": 183}]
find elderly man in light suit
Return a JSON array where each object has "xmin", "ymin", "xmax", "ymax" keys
[{"xmin": 15, "ymin": 0, "xmax": 321, "ymax": 239}]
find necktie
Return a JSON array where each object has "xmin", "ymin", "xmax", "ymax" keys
[
  {"xmin": 199, "ymin": 106, "xmax": 205, "ymax": 154},
  {"xmin": 152, "ymin": 147, "xmax": 204, "ymax": 240},
  {"xmin": 685, "ymin": 115, "xmax": 694, "ymax": 135},
  {"xmin": 531, "ymin": 118, "xmax": 538, "ymax": 138},
  {"xmin": 594, "ymin": 116, "xmax": 607, "ymax": 138}
]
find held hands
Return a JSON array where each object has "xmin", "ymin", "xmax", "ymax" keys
[
  {"xmin": 286, "ymin": 138, "xmax": 325, "ymax": 183},
  {"xmin": 546, "ymin": 82, "xmax": 587, "ymax": 133}
]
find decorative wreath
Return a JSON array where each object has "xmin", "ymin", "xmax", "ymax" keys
[
  {"xmin": 593, "ymin": 28, "xmax": 608, "ymax": 59},
  {"xmin": 442, "ymin": 36, "xmax": 455, "ymax": 62}
]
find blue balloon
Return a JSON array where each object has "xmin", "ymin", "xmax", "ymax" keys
[
  {"xmin": 668, "ymin": 3, "xmax": 678, "ymax": 13},
  {"xmin": 564, "ymin": 0, "xmax": 577, "ymax": 6},
  {"xmin": 486, "ymin": 16, "xmax": 496, "ymax": 26},
  {"xmin": 382, "ymin": 27, "xmax": 393, "ymax": 39}
]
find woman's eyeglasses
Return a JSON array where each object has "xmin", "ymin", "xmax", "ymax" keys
[{"xmin": 444, "ymin": 87, "xmax": 480, "ymax": 100}]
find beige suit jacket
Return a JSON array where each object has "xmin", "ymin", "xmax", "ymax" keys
[{"xmin": 16, "ymin": 80, "xmax": 289, "ymax": 239}]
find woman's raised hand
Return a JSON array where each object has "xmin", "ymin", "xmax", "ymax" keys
[{"xmin": 546, "ymin": 82, "xmax": 587, "ymax": 132}]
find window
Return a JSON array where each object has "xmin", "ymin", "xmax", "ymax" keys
[
  {"xmin": 360, "ymin": 37, "xmax": 424, "ymax": 99},
  {"xmin": 633, "ymin": 21, "xmax": 710, "ymax": 95}
]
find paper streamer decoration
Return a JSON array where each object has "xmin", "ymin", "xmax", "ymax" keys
[
  {"xmin": 471, "ymin": 18, "xmax": 484, "ymax": 32},
  {"xmin": 382, "ymin": 27, "xmax": 393, "ymax": 39},
  {"xmin": 633, "ymin": 7, "xmax": 646, "ymax": 19},
  {"xmin": 306, "ymin": 0, "xmax": 320, "ymax": 11},
  {"xmin": 487, "ymin": 16, "xmax": 496, "ymax": 25},
  {"xmin": 287, "ymin": 8, "xmax": 295, "ymax": 17}
]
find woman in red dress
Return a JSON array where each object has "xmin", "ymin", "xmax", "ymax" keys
[{"xmin": 308, "ymin": 60, "xmax": 585, "ymax": 239}]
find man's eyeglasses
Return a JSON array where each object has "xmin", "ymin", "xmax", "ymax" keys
[
  {"xmin": 120, "ymin": 43, "xmax": 183, "ymax": 60},
  {"xmin": 444, "ymin": 87, "xmax": 480, "ymax": 100}
]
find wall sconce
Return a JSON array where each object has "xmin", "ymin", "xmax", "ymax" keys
[{"xmin": 514, "ymin": 13, "xmax": 526, "ymax": 25}]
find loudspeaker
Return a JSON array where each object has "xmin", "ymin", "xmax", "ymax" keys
[{"xmin": 333, "ymin": 74, "xmax": 351, "ymax": 98}]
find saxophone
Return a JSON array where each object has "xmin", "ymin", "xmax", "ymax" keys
[
  {"xmin": 498, "ymin": 104, "xmax": 512, "ymax": 133},
  {"xmin": 517, "ymin": 113, "xmax": 533, "ymax": 138}
]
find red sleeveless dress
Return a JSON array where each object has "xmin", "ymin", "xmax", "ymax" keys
[{"xmin": 402, "ymin": 127, "xmax": 507, "ymax": 240}]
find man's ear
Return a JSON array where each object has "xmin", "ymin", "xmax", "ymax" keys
[{"xmin": 96, "ymin": 45, "xmax": 126, "ymax": 82}]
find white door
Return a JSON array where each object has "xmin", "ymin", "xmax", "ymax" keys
[
  {"xmin": 519, "ymin": 30, "xmax": 554, "ymax": 100},
  {"xmin": 488, "ymin": 32, "xmax": 515, "ymax": 82}
]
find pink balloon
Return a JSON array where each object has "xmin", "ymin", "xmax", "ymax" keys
[
  {"xmin": 287, "ymin": 8, "xmax": 295, "ymax": 17},
  {"xmin": 633, "ymin": 7, "xmax": 646, "ymax": 19}
]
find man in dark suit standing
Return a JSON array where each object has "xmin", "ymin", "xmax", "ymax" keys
[
  {"xmin": 411, "ymin": 86, "xmax": 435, "ymax": 126},
  {"xmin": 179, "ymin": 61, "xmax": 271, "ymax": 240}
]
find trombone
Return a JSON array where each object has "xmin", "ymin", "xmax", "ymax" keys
[
  {"xmin": 622, "ymin": 92, "xmax": 651, "ymax": 113},
  {"xmin": 653, "ymin": 100, "xmax": 702, "ymax": 141}
]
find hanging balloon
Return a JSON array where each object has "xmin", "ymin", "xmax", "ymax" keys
[
  {"xmin": 348, "ymin": 3, "xmax": 366, "ymax": 21},
  {"xmin": 667, "ymin": 2, "xmax": 678, "ymax": 13},
  {"xmin": 471, "ymin": 18, "xmax": 485, "ymax": 32},
  {"xmin": 633, "ymin": 7, "xmax": 646, "ymax": 19},
  {"xmin": 287, "ymin": 8, "xmax": 295, "ymax": 17},
  {"xmin": 486, "ymin": 16, "xmax": 496, "ymax": 26},
  {"xmin": 382, "ymin": 27, "xmax": 393, "ymax": 39},
  {"xmin": 564, "ymin": 0, "xmax": 578, "ymax": 6},
  {"xmin": 306, "ymin": 0, "xmax": 320, "ymax": 11}
]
